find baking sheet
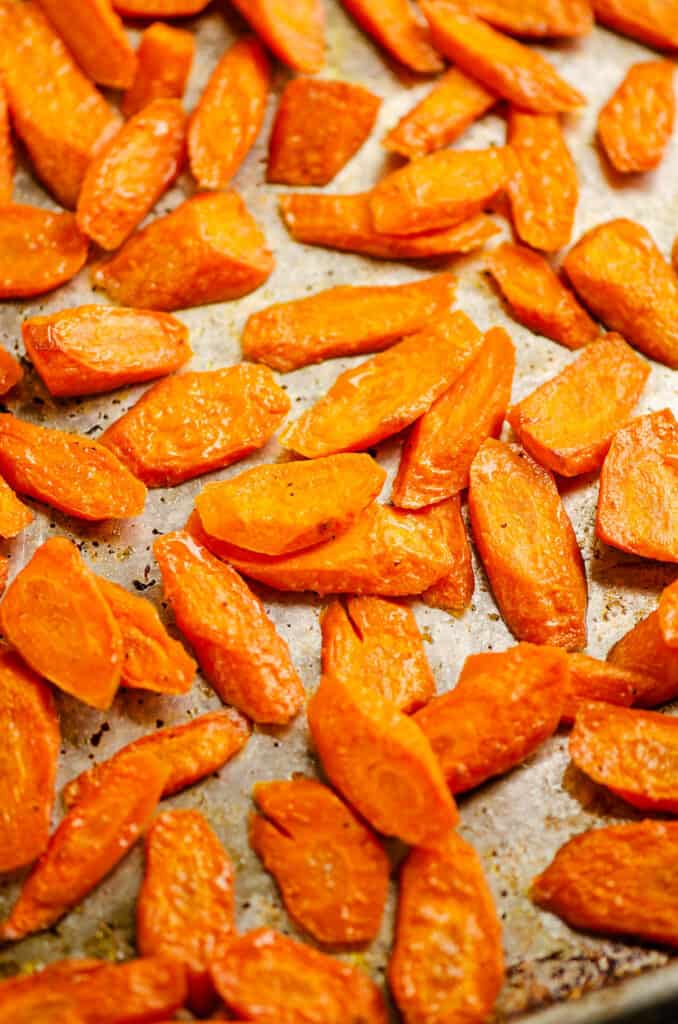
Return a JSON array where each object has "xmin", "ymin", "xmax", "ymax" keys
[{"xmin": 0, "ymin": 2, "xmax": 677, "ymax": 1019}]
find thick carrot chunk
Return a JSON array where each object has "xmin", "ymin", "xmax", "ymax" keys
[
  {"xmin": 251, "ymin": 778, "xmax": 389, "ymax": 943},
  {"xmin": 36, "ymin": 0, "xmax": 137, "ymax": 89},
  {"xmin": 123, "ymin": 22, "xmax": 195, "ymax": 118},
  {"xmin": 608, "ymin": 610, "xmax": 678, "ymax": 708},
  {"xmin": 659, "ymin": 580, "xmax": 678, "ymax": 647},
  {"xmin": 469, "ymin": 0, "xmax": 592, "ymax": 36},
  {"xmin": 561, "ymin": 652, "xmax": 647, "ymax": 722},
  {"xmin": 195, "ymin": 453, "xmax": 386, "ymax": 555},
  {"xmin": 340, "ymin": 0, "xmax": 442, "ymax": 72},
  {"xmin": 0, "ymin": 83, "xmax": 12, "ymax": 204},
  {"xmin": 227, "ymin": 0, "xmax": 325, "ymax": 73},
  {"xmin": 421, "ymin": 495, "xmax": 476, "ymax": 613},
  {"xmin": 469, "ymin": 439, "xmax": 587, "ymax": 648},
  {"xmin": 0, "ymin": 476, "xmax": 33, "ymax": 539},
  {"xmin": 0, "ymin": 206, "xmax": 88, "ymax": 299},
  {"xmin": 0, "ymin": 347, "xmax": 22, "ymax": 396},
  {"xmin": 592, "ymin": 0, "xmax": 678, "ymax": 50},
  {"xmin": 598, "ymin": 61, "xmax": 675, "ymax": 173}
]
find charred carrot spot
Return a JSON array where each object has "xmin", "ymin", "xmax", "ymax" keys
[
  {"xmin": 608, "ymin": 610, "xmax": 678, "ymax": 708},
  {"xmin": 591, "ymin": 0, "xmax": 678, "ymax": 51},
  {"xmin": 123, "ymin": 21, "xmax": 195, "ymax": 118},
  {"xmin": 340, "ymin": 0, "xmax": 442, "ymax": 72},
  {"xmin": 0, "ymin": 206, "xmax": 88, "ymax": 299},
  {"xmin": 469, "ymin": 0, "xmax": 592, "ymax": 36},
  {"xmin": 36, "ymin": 0, "xmax": 137, "ymax": 89},
  {"xmin": 561, "ymin": 652, "xmax": 647, "ymax": 722},
  {"xmin": 0, "ymin": 347, "xmax": 22, "ymax": 396},
  {"xmin": 659, "ymin": 580, "xmax": 678, "ymax": 648},
  {"xmin": 598, "ymin": 61, "xmax": 675, "ymax": 174},
  {"xmin": 0, "ymin": 82, "xmax": 13, "ymax": 203},
  {"xmin": 0, "ymin": 475, "xmax": 33, "ymax": 539},
  {"xmin": 227, "ymin": 0, "xmax": 325, "ymax": 73},
  {"xmin": 421, "ymin": 496, "xmax": 476, "ymax": 613}
]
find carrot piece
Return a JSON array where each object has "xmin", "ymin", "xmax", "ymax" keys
[
  {"xmin": 0, "ymin": 538, "xmax": 123, "ymax": 710},
  {"xmin": 659, "ymin": 580, "xmax": 678, "ymax": 648},
  {"xmin": 591, "ymin": 0, "xmax": 678, "ymax": 50},
  {"xmin": 0, "ymin": 415, "xmax": 146, "ymax": 521},
  {"xmin": 0, "ymin": 557, "xmax": 6, "ymax": 598},
  {"xmin": 0, "ymin": 645, "xmax": 59, "ymax": 873},
  {"xmin": 154, "ymin": 531, "xmax": 304, "ymax": 724},
  {"xmin": 564, "ymin": 219, "xmax": 678, "ymax": 369},
  {"xmin": 561, "ymin": 652, "xmax": 648, "ymax": 722},
  {"xmin": 63, "ymin": 709, "xmax": 250, "ymax": 810},
  {"xmin": 0, "ymin": 476, "xmax": 33, "ymax": 539},
  {"xmin": 0, "ymin": 82, "xmax": 13, "ymax": 204},
  {"xmin": 123, "ymin": 22, "xmax": 195, "ymax": 118},
  {"xmin": 251, "ymin": 777, "xmax": 389, "ymax": 943},
  {"xmin": 92, "ymin": 192, "xmax": 273, "ymax": 311},
  {"xmin": 114, "ymin": 0, "xmax": 207, "ymax": 11},
  {"xmin": 308, "ymin": 673, "xmax": 457, "ymax": 845},
  {"xmin": 370, "ymin": 146, "xmax": 515, "ymax": 236},
  {"xmin": 195, "ymin": 453, "xmax": 386, "ymax": 556},
  {"xmin": 506, "ymin": 110, "xmax": 577, "ymax": 252},
  {"xmin": 267, "ymin": 78, "xmax": 380, "ymax": 186},
  {"xmin": 596, "ymin": 410, "xmax": 678, "ymax": 562},
  {"xmin": 390, "ymin": 833, "xmax": 504, "ymax": 1024},
  {"xmin": 280, "ymin": 192, "xmax": 499, "ymax": 259},
  {"xmin": 421, "ymin": 0, "xmax": 585, "ymax": 113},
  {"xmin": 485, "ymin": 242, "xmax": 599, "ymax": 350},
  {"xmin": 393, "ymin": 326, "xmax": 514, "ymax": 507},
  {"xmin": 281, "ymin": 312, "xmax": 484, "ymax": 458},
  {"xmin": 532, "ymin": 820, "xmax": 678, "ymax": 946},
  {"xmin": 469, "ymin": 0, "xmax": 592, "ymax": 35},
  {"xmin": 138, "ymin": 809, "xmax": 234, "ymax": 1015},
  {"xmin": 0, "ymin": 347, "xmax": 22, "ymax": 396},
  {"xmin": 241, "ymin": 273, "xmax": 456, "ymax": 372},
  {"xmin": 321, "ymin": 596, "xmax": 435, "ymax": 713},
  {"xmin": 189, "ymin": 37, "xmax": 269, "ymax": 190},
  {"xmin": 340, "ymin": 0, "xmax": 442, "ymax": 72},
  {"xmin": 101, "ymin": 365, "xmax": 289, "ymax": 488},
  {"xmin": 22, "ymin": 305, "xmax": 192, "ymax": 399},
  {"xmin": 469, "ymin": 438, "xmax": 588, "ymax": 648},
  {"xmin": 227, "ymin": 0, "xmax": 325, "ymax": 73},
  {"xmin": 608, "ymin": 610, "xmax": 678, "ymax": 708},
  {"xmin": 0, "ymin": 206, "xmax": 88, "ymax": 299},
  {"xmin": 36, "ymin": 0, "xmax": 137, "ymax": 89},
  {"xmin": 0, "ymin": 2, "xmax": 120, "ymax": 208},
  {"xmin": 0, "ymin": 750, "xmax": 168, "ymax": 941},
  {"xmin": 421, "ymin": 495, "xmax": 475, "ymax": 613},
  {"xmin": 508, "ymin": 334, "xmax": 649, "ymax": 477},
  {"xmin": 598, "ymin": 61, "xmax": 675, "ymax": 173}
]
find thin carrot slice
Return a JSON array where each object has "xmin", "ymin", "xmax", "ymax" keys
[
  {"xmin": 227, "ymin": 0, "xmax": 325, "ymax": 73},
  {"xmin": 598, "ymin": 61, "xmax": 675, "ymax": 173},
  {"xmin": 421, "ymin": 0, "xmax": 585, "ymax": 113},
  {"xmin": 321, "ymin": 596, "xmax": 435, "ymax": 712},
  {"xmin": 0, "ymin": 476, "xmax": 33, "ymax": 539},
  {"xmin": 384, "ymin": 68, "xmax": 496, "ymax": 159},
  {"xmin": 267, "ymin": 77, "xmax": 380, "ymax": 186},
  {"xmin": 561, "ymin": 652, "xmax": 647, "ymax": 722},
  {"xmin": 508, "ymin": 334, "xmax": 649, "ymax": 477},
  {"xmin": 596, "ymin": 410, "xmax": 678, "ymax": 562},
  {"xmin": 308, "ymin": 673, "xmax": 457, "ymax": 845},
  {"xmin": 340, "ymin": 0, "xmax": 442, "ymax": 72},
  {"xmin": 370, "ymin": 146, "xmax": 515, "ymax": 236},
  {"xmin": 154, "ymin": 530, "xmax": 304, "ymax": 724},
  {"xmin": 608, "ymin": 610, "xmax": 678, "ymax": 708},
  {"xmin": 138, "ymin": 809, "xmax": 234, "ymax": 1015},
  {"xmin": 659, "ymin": 580, "xmax": 678, "ymax": 648},
  {"xmin": 0, "ymin": 750, "xmax": 168, "ymax": 941},
  {"xmin": 0, "ymin": 82, "xmax": 13, "ymax": 204},
  {"xmin": 36, "ymin": 0, "xmax": 137, "ymax": 89},
  {"xmin": 281, "ymin": 311, "xmax": 484, "ymax": 458},
  {"xmin": 0, "ymin": 644, "xmax": 59, "ymax": 873},
  {"xmin": 390, "ymin": 833, "xmax": 504, "ymax": 1024},
  {"xmin": 0, "ymin": 347, "xmax": 22, "ymax": 396},
  {"xmin": 592, "ymin": 0, "xmax": 678, "ymax": 50},
  {"xmin": 485, "ymin": 242, "xmax": 599, "ymax": 350},
  {"xmin": 0, "ymin": 538, "xmax": 123, "ymax": 710},
  {"xmin": 280, "ymin": 192, "xmax": 499, "ymax": 259},
  {"xmin": 0, "ymin": 2, "xmax": 120, "ymax": 208},
  {"xmin": 251, "ymin": 777, "xmax": 389, "ymax": 944},
  {"xmin": 0, "ymin": 206, "xmax": 88, "ymax": 299},
  {"xmin": 393, "ymin": 326, "xmax": 514, "ymax": 507},
  {"xmin": 195, "ymin": 453, "xmax": 386, "ymax": 555},
  {"xmin": 241, "ymin": 273, "xmax": 456, "ymax": 372},
  {"xmin": 469, "ymin": 0, "xmax": 592, "ymax": 35},
  {"xmin": 532, "ymin": 820, "xmax": 678, "ymax": 946},
  {"xmin": 123, "ymin": 22, "xmax": 195, "ymax": 118},
  {"xmin": 469, "ymin": 438, "xmax": 588, "ymax": 648},
  {"xmin": 0, "ymin": 415, "xmax": 146, "ymax": 521},
  {"xmin": 421, "ymin": 495, "xmax": 475, "ymax": 613},
  {"xmin": 189, "ymin": 37, "xmax": 269, "ymax": 190},
  {"xmin": 101, "ymin": 365, "xmax": 289, "ymax": 488}
]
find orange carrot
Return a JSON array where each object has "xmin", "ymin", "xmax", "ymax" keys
[
  {"xmin": 0, "ymin": 206, "xmax": 88, "ymax": 299},
  {"xmin": 469, "ymin": 0, "xmax": 592, "ymax": 36},
  {"xmin": 592, "ymin": 0, "xmax": 678, "ymax": 50},
  {"xmin": 659, "ymin": 579, "xmax": 678, "ymax": 648},
  {"xmin": 227, "ymin": 0, "xmax": 325, "ymax": 73},
  {"xmin": 561, "ymin": 652, "xmax": 647, "ymax": 722},
  {"xmin": 340, "ymin": 0, "xmax": 442, "ymax": 72},
  {"xmin": 421, "ymin": 495, "xmax": 476, "ymax": 613},
  {"xmin": 598, "ymin": 61, "xmax": 675, "ymax": 173},
  {"xmin": 608, "ymin": 610, "xmax": 678, "ymax": 708},
  {"xmin": 0, "ymin": 475, "xmax": 33, "ymax": 539},
  {"xmin": 123, "ymin": 22, "xmax": 195, "ymax": 118},
  {"xmin": 113, "ymin": 0, "xmax": 207, "ymax": 11},
  {"xmin": 0, "ymin": 348, "xmax": 22, "ymax": 396},
  {"xmin": 0, "ymin": 82, "xmax": 13, "ymax": 203},
  {"xmin": 35, "ymin": 0, "xmax": 137, "ymax": 88}
]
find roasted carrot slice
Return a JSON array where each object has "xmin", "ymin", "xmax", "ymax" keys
[
  {"xmin": 415, "ymin": 643, "xmax": 567, "ymax": 791},
  {"xmin": 659, "ymin": 580, "xmax": 678, "ymax": 647},
  {"xmin": 0, "ymin": 557, "xmax": 6, "ymax": 598},
  {"xmin": 393, "ymin": 326, "xmax": 514, "ymax": 507},
  {"xmin": 592, "ymin": 0, "xmax": 678, "ymax": 50},
  {"xmin": 138, "ymin": 809, "xmax": 234, "ymax": 1015},
  {"xmin": 370, "ymin": 146, "xmax": 515, "ymax": 236},
  {"xmin": 228, "ymin": 0, "xmax": 325, "ymax": 73},
  {"xmin": 390, "ymin": 833, "xmax": 504, "ymax": 1024},
  {"xmin": 0, "ymin": 82, "xmax": 13, "ymax": 204},
  {"xmin": 114, "ymin": 0, "xmax": 207, "ymax": 12},
  {"xmin": 598, "ymin": 61, "xmax": 675, "ymax": 173},
  {"xmin": 321, "ymin": 596, "xmax": 435, "ymax": 712},
  {"xmin": 0, "ymin": 645, "xmax": 59, "ymax": 873},
  {"xmin": 384, "ymin": 68, "xmax": 496, "ymax": 159},
  {"xmin": 0, "ymin": 476, "xmax": 33, "ymax": 539},
  {"xmin": 123, "ymin": 21, "xmax": 195, "ymax": 118},
  {"xmin": 485, "ymin": 242, "xmax": 599, "ymax": 350},
  {"xmin": 421, "ymin": 495, "xmax": 476, "ymax": 613},
  {"xmin": 241, "ymin": 273, "xmax": 455, "ymax": 372},
  {"xmin": 608, "ymin": 610, "xmax": 678, "ymax": 708},
  {"xmin": 268, "ymin": 77, "xmax": 380, "ymax": 186},
  {"xmin": 469, "ymin": 439, "xmax": 587, "ymax": 648},
  {"xmin": 195, "ymin": 453, "xmax": 386, "ymax": 555},
  {"xmin": 0, "ymin": 206, "xmax": 88, "ymax": 299},
  {"xmin": 532, "ymin": 820, "xmax": 678, "ymax": 945},
  {"xmin": 421, "ymin": 0, "xmax": 585, "ymax": 113},
  {"xmin": 63, "ymin": 709, "xmax": 250, "ymax": 810},
  {"xmin": 507, "ymin": 110, "xmax": 577, "ymax": 252},
  {"xmin": 0, "ymin": 2, "xmax": 120, "ymax": 208},
  {"xmin": 188, "ymin": 37, "xmax": 269, "ymax": 190},
  {"xmin": 469, "ymin": 0, "xmax": 592, "ymax": 35},
  {"xmin": 561, "ymin": 652, "xmax": 647, "ymax": 722},
  {"xmin": 281, "ymin": 312, "xmax": 484, "ymax": 458},
  {"xmin": 564, "ymin": 219, "xmax": 678, "ymax": 369},
  {"xmin": 36, "ymin": 0, "xmax": 137, "ymax": 89},
  {"xmin": 101, "ymin": 365, "xmax": 289, "ymax": 488},
  {"xmin": 22, "ymin": 305, "xmax": 191, "ymax": 399},
  {"xmin": 0, "ymin": 347, "xmax": 22, "ymax": 396},
  {"xmin": 0, "ymin": 750, "xmax": 168, "ymax": 941},
  {"xmin": 154, "ymin": 530, "xmax": 304, "ymax": 724},
  {"xmin": 280, "ymin": 192, "xmax": 499, "ymax": 259},
  {"xmin": 0, "ymin": 415, "xmax": 146, "ymax": 520},
  {"xmin": 0, "ymin": 538, "xmax": 123, "ymax": 710},
  {"xmin": 508, "ymin": 334, "xmax": 649, "ymax": 477},
  {"xmin": 340, "ymin": 0, "xmax": 442, "ymax": 72},
  {"xmin": 596, "ymin": 410, "xmax": 678, "ymax": 562},
  {"xmin": 308, "ymin": 673, "xmax": 457, "ymax": 845},
  {"xmin": 251, "ymin": 777, "xmax": 389, "ymax": 943}
]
